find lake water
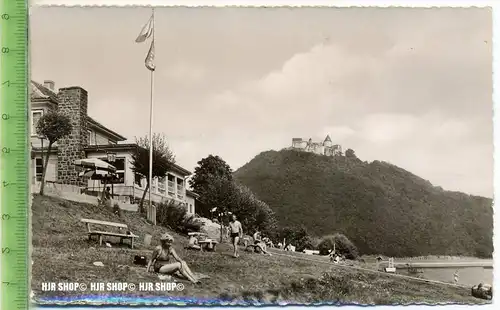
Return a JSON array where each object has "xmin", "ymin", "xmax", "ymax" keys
[{"xmin": 397, "ymin": 266, "xmax": 493, "ymax": 287}]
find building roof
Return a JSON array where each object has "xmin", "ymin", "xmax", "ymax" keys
[
  {"xmin": 87, "ymin": 116, "xmax": 127, "ymax": 141},
  {"xmin": 324, "ymin": 135, "xmax": 332, "ymax": 142},
  {"xmin": 31, "ymin": 80, "xmax": 127, "ymax": 141},
  {"xmin": 186, "ymin": 189, "xmax": 199, "ymax": 199},
  {"xmin": 30, "ymin": 80, "xmax": 59, "ymax": 103},
  {"xmin": 31, "ymin": 146, "xmax": 58, "ymax": 154},
  {"xmin": 84, "ymin": 143, "xmax": 192, "ymax": 176},
  {"xmin": 84, "ymin": 143, "xmax": 139, "ymax": 153}
]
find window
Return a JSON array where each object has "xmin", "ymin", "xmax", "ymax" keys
[
  {"xmin": 88, "ymin": 130, "xmax": 96, "ymax": 145},
  {"xmin": 35, "ymin": 158, "xmax": 43, "ymax": 181},
  {"xmin": 167, "ymin": 174, "xmax": 175, "ymax": 196},
  {"xmin": 100, "ymin": 157, "xmax": 125, "ymax": 184},
  {"xmin": 31, "ymin": 110, "xmax": 43, "ymax": 136}
]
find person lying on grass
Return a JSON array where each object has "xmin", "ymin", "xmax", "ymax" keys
[{"xmin": 147, "ymin": 233, "xmax": 201, "ymax": 284}]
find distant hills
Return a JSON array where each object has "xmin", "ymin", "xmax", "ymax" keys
[{"xmin": 233, "ymin": 149, "xmax": 493, "ymax": 258}]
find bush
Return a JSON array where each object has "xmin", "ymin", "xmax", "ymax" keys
[
  {"xmin": 318, "ymin": 233, "xmax": 359, "ymax": 259},
  {"xmin": 156, "ymin": 200, "xmax": 202, "ymax": 234},
  {"xmin": 182, "ymin": 215, "xmax": 203, "ymax": 234}
]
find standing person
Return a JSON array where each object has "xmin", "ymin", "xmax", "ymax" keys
[
  {"xmin": 229, "ymin": 214, "xmax": 242, "ymax": 258},
  {"xmin": 102, "ymin": 187, "xmax": 112, "ymax": 208}
]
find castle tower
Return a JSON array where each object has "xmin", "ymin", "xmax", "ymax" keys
[
  {"xmin": 323, "ymin": 135, "xmax": 332, "ymax": 148},
  {"xmin": 306, "ymin": 138, "xmax": 313, "ymax": 151}
]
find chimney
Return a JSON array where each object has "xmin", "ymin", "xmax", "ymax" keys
[
  {"xmin": 56, "ymin": 86, "xmax": 89, "ymax": 186},
  {"xmin": 43, "ymin": 80, "xmax": 55, "ymax": 91}
]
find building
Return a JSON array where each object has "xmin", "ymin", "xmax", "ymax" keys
[
  {"xmin": 291, "ymin": 135, "xmax": 342, "ymax": 156},
  {"xmin": 30, "ymin": 80, "xmax": 198, "ymax": 213}
]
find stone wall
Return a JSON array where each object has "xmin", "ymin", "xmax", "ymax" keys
[{"xmin": 56, "ymin": 87, "xmax": 89, "ymax": 186}]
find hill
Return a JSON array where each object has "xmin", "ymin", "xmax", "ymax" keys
[
  {"xmin": 31, "ymin": 195, "xmax": 484, "ymax": 305},
  {"xmin": 233, "ymin": 150, "xmax": 493, "ymax": 258}
]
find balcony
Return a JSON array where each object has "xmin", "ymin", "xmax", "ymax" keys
[{"xmin": 158, "ymin": 183, "xmax": 166, "ymax": 195}]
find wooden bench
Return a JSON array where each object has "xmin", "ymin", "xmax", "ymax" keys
[{"xmin": 81, "ymin": 218, "xmax": 139, "ymax": 249}]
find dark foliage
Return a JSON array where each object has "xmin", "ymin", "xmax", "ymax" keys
[
  {"xmin": 190, "ymin": 155, "xmax": 278, "ymax": 239},
  {"xmin": 130, "ymin": 133, "xmax": 176, "ymax": 213},
  {"xmin": 276, "ymin": 225, "xmax": 312, "ymax": 251},
  {"xmin": 156, "ymin": 200, "xmax": 202, "ymax": 234},
  {"xmin": 189, "ymin": 155, "xmax": 233, "ymax": 195},
  {"xmin": 36, "ymin": 111, "xmax": 72, "ymax": 195},
  {"xmin": 234, "ymin": 150, "xmax": 493, "ymax": 257},
  {"xmin": 318, "ymin": 234, "xmax": 359, "ymax": 259}
]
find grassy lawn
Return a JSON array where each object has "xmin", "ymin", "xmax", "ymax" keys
[{"xmin": 31, "ymin": 195, "xmax": 488, "ymax": 305}]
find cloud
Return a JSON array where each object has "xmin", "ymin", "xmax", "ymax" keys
[
  {"xmin": 193, "ymin": 15, "xmax": 491, "ymax": 196},
  {"xmin": 162, "ymin": 62, "xmax": 205, "ymax": 82},
  {"xmin": 30, "ymin": 7, "xmax": 492, "ymax": 197}
]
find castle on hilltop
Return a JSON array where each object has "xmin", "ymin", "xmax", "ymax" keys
[{"xmin": 291, "ymin": 135, "xmax": 342, "ymax": 157}]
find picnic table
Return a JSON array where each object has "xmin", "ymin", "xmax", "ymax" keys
[
  {"xmin": 188, "ymin": 232, "xmax": 218, "ymax": 252},
  {"xmin": 81, "ymin": 218, "xmax": 139, "ymax": 249},
  {"xmin": 198, "ymin": 239, "xmax": 218, "ymax": 252}
]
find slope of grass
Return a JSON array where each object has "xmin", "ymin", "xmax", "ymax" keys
[
  {"xmin": 31, "ymin": 195, "xmax": 486, "ymax": 305},
  {"xmin": 234, "ymin": 150, "xmax": 493, "ymax": 258}
]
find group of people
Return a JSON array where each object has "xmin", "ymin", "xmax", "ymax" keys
[
  {"xmin": 228, "ymin": 214, "xmax": 273, "ymax": 257},
  {"xmin": 329, "ymin": 250, "xmax": 345, "ymax": 263},
  {"xmin": 146, "ymin": 214, "xmax": 276, "ymax": 284}
]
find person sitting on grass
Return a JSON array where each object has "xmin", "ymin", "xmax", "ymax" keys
[
  {"xmin": 251, "ymin": 230, "xmax": 272, "ymax": 256},
  {"xmin": 186, "ymin": 235, "xmax": 201, "ymax": 251},
  {"xmin": 147, "ymin": 233, "xmax": 201, "ymax": 284},
  {"xmin": 253, "ymin": 231, "xmax": 262, "ymax": 243}
]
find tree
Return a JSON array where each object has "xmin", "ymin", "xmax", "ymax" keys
[
  {"xmin": 131, "ymin": 133, "xmax": 175, "ymax": 213},
  {"xmin": 199, "ymin": 175, "xmax": 239, "ymax": 243},
  {"xmin": 36, "ymin": 111, "xmax": 72, "ymax": 196},
  {"xmin": 232, "ymin": 184, "xmax": 278, "ymax": 237},
  {"xmin": 345, "ymin": 148, "xmax": 356, "ymax": 158},
  {"xmin": 189, "ymin": 155, "xmax": 233, "ymax": 196},
  {"xmin": 277, "ymin": 225, "xmax": 310, "ymax": 249},
  {"xmin": 318, "ymin": 233, "xmax": 359, "ymax": 259}
]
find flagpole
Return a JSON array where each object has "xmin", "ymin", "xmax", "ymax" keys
[{"xmin": 148, "ymin": 8, "xmax": 155, "ymax": 220}]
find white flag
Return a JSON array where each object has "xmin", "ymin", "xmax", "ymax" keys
[
  {"xmin": 135, "ymin": 15, "xmax": 153, "ymax": 43},
  {"xmin": 145, "ymin": 40, "xmax": 155, "ymax": 71}
]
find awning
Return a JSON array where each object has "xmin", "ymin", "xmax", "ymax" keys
[
  {"xmin": 78, "ymin": 168, "xmax": 120, "ymax": 181},
  {"xmin": 74, "ymin": 158, "xmax": 116, "ymax": 172}
]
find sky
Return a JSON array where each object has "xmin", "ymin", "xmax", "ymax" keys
[{"xmin": 30, "ymin": 6, "xmax": 493, "ymax": 197}]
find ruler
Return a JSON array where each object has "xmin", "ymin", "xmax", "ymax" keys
[{"xmin": 0, "ymin": 0, "xmax": 29, "ymax": 309}]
